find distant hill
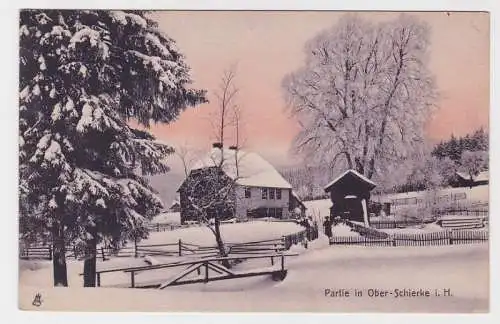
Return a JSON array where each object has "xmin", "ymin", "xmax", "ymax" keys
[{"xmin": 146, "ymin": 171, "xmax": 185, "ymax": 210}]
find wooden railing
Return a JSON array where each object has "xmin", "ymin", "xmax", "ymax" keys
[{"xmin": 85, "ymin": 253, "xmax": 299, "ymax": 288}]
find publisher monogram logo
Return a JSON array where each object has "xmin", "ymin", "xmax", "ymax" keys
[{"xmin": 32, "ymin": 293, "xmax": 42, "ymax": 307}]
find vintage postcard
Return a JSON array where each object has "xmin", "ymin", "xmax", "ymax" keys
[{"xmin": 18, "ymin": 9, "xmax": 490, "ymax": 313}]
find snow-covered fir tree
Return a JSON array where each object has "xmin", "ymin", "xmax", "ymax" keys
[{"xmin": 19, "ymin": 10, "xmax": 206, "ymax": 286}]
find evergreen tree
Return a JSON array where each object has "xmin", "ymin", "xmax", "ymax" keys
[{"xmin": 19, "ymin": 10, "xmax": 206, "ymax": 286}]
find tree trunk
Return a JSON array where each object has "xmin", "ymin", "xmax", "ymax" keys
[
  {"xmin": 355, "ymin": 157, "xmax": 364, "ymax": 175},
  {"xmin": 214, "ymin": 217, "xmax": 231, "ymax": 268},
  {"xmin": 367, "ymin": 157, "xmax": 375, "ymax": 179},
  {"xmin": 51, "ymin": 222, "xmax": 68, "ymax": 287},
  {"xmin": 83, "ymin": 227, "xmax": 97, "ymax": 287}
]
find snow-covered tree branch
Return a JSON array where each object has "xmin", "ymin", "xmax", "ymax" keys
[
  {"xmin": 19, "ymin": 10, "xmax": 207, "ymax": 286},
  {"xmin": 282, "ymin": 14, "xmax": 438, "ymax": 187}
]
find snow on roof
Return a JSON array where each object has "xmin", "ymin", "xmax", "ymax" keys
[
  {"xmin": 291, "ymin": 191, "xmax": 306, "ymax": 207},
  {"xmin": 191, "ymin": 148, "xmax": 292, "ymax": 189},
  {"xmin": 324, "ymin": 169, "xmax": 376, "ymax": 191},
  {"xmin": 456, "ymin": 170, "xmax": 489, "ymax": 182},
  {"xmin": 476, "ymin": 171, "xmax": 489, "ymax": 182}
]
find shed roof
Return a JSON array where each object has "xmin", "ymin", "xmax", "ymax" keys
[{"xmin": 324, "ymin": 169, "xmax": 376, "ymax": 192}]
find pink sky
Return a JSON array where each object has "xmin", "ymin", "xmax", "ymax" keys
[{"xmin": 146, "ymin": 11, "xmax": 489, "ymax": 166}]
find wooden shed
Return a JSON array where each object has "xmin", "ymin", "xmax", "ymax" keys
[{"xmin": 324, "ymin": 169, "xmax": 376, "ymax": 226}]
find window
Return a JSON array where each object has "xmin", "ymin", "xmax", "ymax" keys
[
  {"xmin": 276, "ymin": 208, "xmax": 283, "ymax": 219},
  {"xmin": 269, "ymin": 208, "xmax": 276, "ymax": 218},
  {"xmin": 244, "ymin": 187, "xmax": 251, "ymax": 198},
  {"xmin": 276, "ymin": 189, "xmax": 281, "ymax": 200},
  {"xmin": 269, "ymin": 188, "xmax": 275, "ymax": 199},
  {"xmin": 262, "ymin": 188, "xmax": 268, "ymax": 199},
  {"xmin": 439, "ymin": 195, "xmax": 450, "ymax": 203}
]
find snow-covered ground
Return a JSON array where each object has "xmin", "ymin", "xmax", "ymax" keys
[
  {"xmin": 331, "ymin": 223, "xmax": 360, "ymax": 237},
  {"xmin": 303, "ymin": 198, "xmax": 331, "ymax": 222},
  {"xmin": 140, "ymin": 220, "xmax": 305, "ymax": 246},
  {"xmin": 374, "ymin": 185, "xmax": 489, "ymax": 205},
  {"xmin": 19, "ymin": 241, "xmax": 489, "ymax": 312},
  {"xmin": 151, "ymin": 211, "xmax": 181, "ymax": 224},
  {"xmin": 377, "ymin": 222, "xmax": 445, "ymax": 235}
]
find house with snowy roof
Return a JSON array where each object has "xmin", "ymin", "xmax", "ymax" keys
[
  {"xmin": 177, "ymin": 143, "xmax": 302, "ymax": 223},
  {"xmin": 454, "ymin": 170, "xmax": 489, "ymax": 188},
  {"xmin": 169, "ymin": 200, "xmax": 181, "ymax": 212}
]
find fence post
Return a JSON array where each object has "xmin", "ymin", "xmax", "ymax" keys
[
  {"xmin": 156, "ymin": 223, "xmax": 160, "ymax": 232},
  {"xmin": 96, "ymin": 273, "xmax": 101, "ymax": 287},
  {"xmin": 134, "ymin": 236, "xmax": 138, "ymax": 258},
  {"xmin": 178, "ymin": 239, "xmax": 182, "ymax": 256},
  {"xmin": 130, "ymin": 271, "xmax": 135, "ymax": 288},
  {"xmin": 204, "ymin": 261, "xmax": 209, "ymax": 283},
  {"xmin": 74, "ymin": 246, "xmax": 77, "ymax": 260},
  {"xmin": 48, "ymin": 246, "xmax": 52, "ymax": 260},
  {"xmin": 281, "ymin": 254, "xmax": 285, "ymax": 272},
  {"xmin": 101, "ymin": 247, "xmax": 105, "ymax": 261}
]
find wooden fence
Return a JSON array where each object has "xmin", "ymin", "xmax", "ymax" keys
[
  {"xmin": 370, "ymin": 213, "xmax": 488, "ymax": 230},
  {"xmin": 20, "ymin": 225, "xmax": 318, "ymax": 261},
  {"xmin": 146, "ymin": 223, "xmax": 184, "ymax": 232},
  {"xmin": 329, "ymin": 229, "xmax": 488, "ymax": 247},
  {"xmin": 435, "ymin": 209, "xmax": 488, "ymax": 217},
  {"xmin": 18, "ymin": 245, "xmax": 52, "ymax": 260},
  {"xmin": 370, "ymin": 219, "xmax": 434, "ymax": 230},
  {"xmin": 282, "ymin": 225, "xmax": 319, "ymax": 249}
]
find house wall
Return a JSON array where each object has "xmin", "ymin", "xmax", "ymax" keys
[{"xmin": 235, "ymin": 186, "xmax": 291, "ymax": 220}]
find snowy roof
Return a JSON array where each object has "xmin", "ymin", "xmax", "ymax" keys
[
  {"xmin": 324, "ymin": 169, "xmax": 376, "ymax": 191},
  {"xmin": 191, "ymin": 148, "xmax": 292, "ymax": 189},
  {"xmin": 456, "ymin": 170, "xmax": 489, "ymax": 182},
  {"xmin": 291, "ymin": 191, "xmax": 306, "ymax": 207}
]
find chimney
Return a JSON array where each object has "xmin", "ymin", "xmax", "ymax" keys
[
  {"xmin": 212, "ymin": 142, "xmax": 223, "ymax": 149},
  {"xmin": 229, "ymin": 145, "xmax": 238, "ymax": 150}
]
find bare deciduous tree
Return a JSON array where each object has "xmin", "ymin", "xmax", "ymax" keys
[
  {"xmin": 283, "ymin": 14, "xmax": 438, "ymax": 186},
  {"xmin": 175, "ymin": 143, "xmax": 203, "ymax": 178},
  {"xmin": 179, "ymin": 66, "xmax": 244, "ymax": 267}
]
